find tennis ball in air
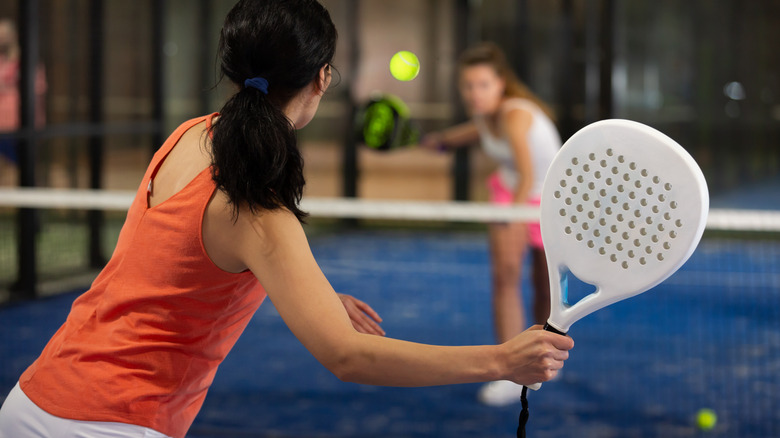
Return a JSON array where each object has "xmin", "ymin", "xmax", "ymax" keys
[
  {"xmin": 389, "ymin": 51, "xmax": 420, "ymax": 81},
  {"xmin": 696, "ymin": 408, "xmax": 717, "ymax": 431}
]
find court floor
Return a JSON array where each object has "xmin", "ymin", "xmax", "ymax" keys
[{"xmin": 1, "ymin": 227, "xmax": 778, "ymax": 437}]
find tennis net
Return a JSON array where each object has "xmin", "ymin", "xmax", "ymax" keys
[
  {"xmin": 2, "ymin": 187, "xmax": 780, "ymax": 227},
  {"xmin": 1, "ymin": 187, "xmax": 779, "ymax": 296}
]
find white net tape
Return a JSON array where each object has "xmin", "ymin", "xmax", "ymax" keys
[{"xmin": 1, "ymin": 188, "xmax": 779, "ymax": 232}]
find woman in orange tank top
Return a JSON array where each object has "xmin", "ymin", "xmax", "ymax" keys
[{"xmin": 0, "ymin": 1, "xmax": 573, "ymax": 437}]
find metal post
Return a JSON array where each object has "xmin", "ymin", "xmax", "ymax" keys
[
  {"xmin": 598, "ymin": 0, "xmax": 614, "ymax": 120},
  {"xmin": 198, "ymin": 0, "xmax": 212, "ymax": 116},
  {"xmin": 87, "ymin": 0, "xmax": 105, "ymax": 268},
  {"xmin": 558, "ymin": 0, "xmax": 575, "ymax": 140},
  {"xmin": 424, "ymin": 0, "xmax": 440, "ymax": 103},
  {"xmin": 584, "ymin": 0, "xmax": 600, "ymax": 124},
  {"xmin": 66, "ymin": 0, "xmax": 84, "ymax": 189},
  {"xmin": 13, "ymin": 0, "xmax": 41, "ymax": 300},
  {"xmin": 514, "ymin": 0, "xmax": 530, "ymax": 82},
  {"xmin": 342, "ymin": 0, "xmax": 359, "ymax": 200},
  {"xmin": 452, "ymin": 0, "xmax": 472, "ymax": 201},
  {"xmin": 151, "ymin": 0, "xmax": 166, "ymax": 150}
]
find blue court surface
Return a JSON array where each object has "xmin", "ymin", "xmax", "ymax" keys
[{"xmin": 1, "ymin": 226, "xmax": 779, "ymax": 438}]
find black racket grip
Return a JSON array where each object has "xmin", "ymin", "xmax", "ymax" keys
[{"xmin": 542, "ymin": 322, "xmax": 568, "ymax": 336}]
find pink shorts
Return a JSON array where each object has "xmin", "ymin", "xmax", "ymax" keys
[{"xmin": 486, "ymin": 173, "xmax": 544, "ymax": 249}]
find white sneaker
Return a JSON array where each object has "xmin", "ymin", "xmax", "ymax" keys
[{"xmin": 477, "ymin": 380, "xmax": 525, "ymax": 407}]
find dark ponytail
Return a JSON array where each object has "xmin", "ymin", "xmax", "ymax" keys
[{"xmin": 211, "ymin": 0, "xmax": 337, "ymax": 222}]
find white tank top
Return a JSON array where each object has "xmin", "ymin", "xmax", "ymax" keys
[{"xmin": 475, "ymin": 98, "xmax": 562, "ymax": 197}]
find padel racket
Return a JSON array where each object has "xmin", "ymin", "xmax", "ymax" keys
[
  {"xmin": 517, "ymin": 119, "xmax": 708, "ymax": 437},
  {"xmin": 354, "ymin": 93, "xmax": 420, "ymax": 151}
]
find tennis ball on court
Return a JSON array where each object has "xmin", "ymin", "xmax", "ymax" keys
[
  {"xmin": 696, "ymin": 408, "xmax": 717, "ymax": 431},
  {"xmin": 389, "ymin": 51, "xmax": 420, "ymax": 81}
]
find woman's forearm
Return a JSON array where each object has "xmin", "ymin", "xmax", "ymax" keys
[
  {"xmin": 330, "ymin": 325, "xmax": 571, "ymax": 388},
  {"xmin": 333, "ymin": 333, "xmax": 504, "ymax": 387},
  {"xmin": 438, "ymin": 122, "xmax": 480, "ymax": 149}
]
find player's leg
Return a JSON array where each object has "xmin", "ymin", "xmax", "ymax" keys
[
  {"xmin": 479, "ymin": 222, "xmax": 530, "ymax": 406},
  {"xmin": 487, "ymin": 222, "xmax": 528, "ymax": 343},
  {"xmin": 530, "ymin": 248, "xmax": 550, "ymax": 325},
  {"xmin": 525, "ymin": 198, "xmax": 550, "ymax": 325}
]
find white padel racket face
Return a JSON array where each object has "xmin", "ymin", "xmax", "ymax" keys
[{"xmin": 541, "ymin": 119, "xmax": 708, "ymax": 333}]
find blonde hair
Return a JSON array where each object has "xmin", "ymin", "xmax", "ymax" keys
[
  {"xmin": 0, "ymin": 19, "xmax": 19, "ymax": 60},
  {"xmin": 458, "ymin": 42, "xmax": 556, "ymax": 122}
]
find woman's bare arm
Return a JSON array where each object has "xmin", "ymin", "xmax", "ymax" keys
[
  {"xmin": 226, "ymin": 207, "xmax": 572, "ymax": 387},
  {"xmin": 421, "ymin": 121, "xmax": 481, "ymax": 151}
]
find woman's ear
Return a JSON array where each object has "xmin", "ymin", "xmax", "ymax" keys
[{"xmin": 316, "ymin": 64, "xmax": 332, "ymax": 96}]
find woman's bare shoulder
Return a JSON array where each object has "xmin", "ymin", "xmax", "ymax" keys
[
  {"xmin": 500, "ymin": 103, "xmax": 534, "ymax": 132},
  {"xmin": 205, "ymin": 193, "xmax": 304, "ymax": 265}
]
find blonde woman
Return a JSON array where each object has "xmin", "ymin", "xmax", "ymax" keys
[{"xmin": 423, "ymin": 42, "xmax": 563, "ymax": 406}]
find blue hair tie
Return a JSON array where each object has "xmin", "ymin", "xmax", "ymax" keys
[{"xmin": 244, "ymin": 77, "xmax": 269, "ymax": 94}]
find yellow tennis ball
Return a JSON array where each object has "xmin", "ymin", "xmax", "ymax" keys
[
  {"xmin": 389, "ymin": 51, "xmax": 420, "ymax": 81},
  {"xmin": 696, "ymin": 408, "xmax": 717, "ymax": 431}
]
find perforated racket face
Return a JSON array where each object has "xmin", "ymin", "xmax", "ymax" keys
[{"xmin": 541, "ymin": 120, "xmax": 708, "ymax": 333}]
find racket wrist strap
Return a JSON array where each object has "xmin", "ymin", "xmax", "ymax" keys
[
  {"xmin": 517, "ymin": 385, "xmax": 529, "ymax": 438},
  {"xmin": 518, "ymin": 323, "xmax": 567, "ymax": 437}
]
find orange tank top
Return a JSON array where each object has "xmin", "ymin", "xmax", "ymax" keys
[{"xmin": 19, "ymin": 114, "xmax": 266, "ymax": 438}]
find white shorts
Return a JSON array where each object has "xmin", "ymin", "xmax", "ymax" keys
[{"xmin": 0, "ymin": 383, "xmax": 171, "ymax": 438}]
